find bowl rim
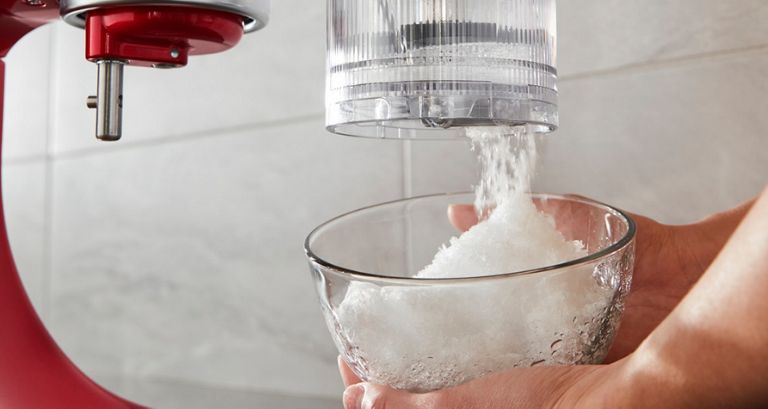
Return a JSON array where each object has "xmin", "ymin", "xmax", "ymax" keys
[{"xmin": 304, "ymin": 192, "xmax": 636, "ymax": 284}]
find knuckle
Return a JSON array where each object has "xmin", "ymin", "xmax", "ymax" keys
[
  {"xmin": 366, "ymin": 387, "xmax": 464, "ymax": 409},
  {"xmin": 366, "ymin": 390, "xmax": 391, "ymax": 409}
]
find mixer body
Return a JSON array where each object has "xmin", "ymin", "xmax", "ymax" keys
[{"xmin": 0, "ymin": 0, "xmax": 267, "ymax": 406}]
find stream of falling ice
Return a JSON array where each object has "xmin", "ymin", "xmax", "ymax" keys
[{"xmin": 468, "ymin": 126, "xmax": 537, "ymax": 218}]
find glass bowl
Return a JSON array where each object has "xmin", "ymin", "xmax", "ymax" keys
[{"xmin": 305, "ymin": 193, "xmax": 635, "ymax": 392}]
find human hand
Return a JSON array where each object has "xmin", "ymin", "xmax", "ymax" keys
[
  {"xmin": 448, "ymin": 196, "xmax": 754, "ymax": 362},
  {"xmin": 339, "ymin": 356, "xmax": 623, "ymax": 409},
  {"xmin": 448, "ymin": 196, "xmax": 754, "ymax": 361},
  {"xmin": 336, "ymin": 193, "xmax": 764, "ymax": 409}
]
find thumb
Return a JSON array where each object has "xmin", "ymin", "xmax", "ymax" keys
[
  {"xmin": 342, "ymin": 367, "xmax": 598, "ymax": 409},
  {"xmin": 343, "ymin": 383, "xmax": 443, "ymax": 409},
  {"xmin": 448, "ymin": 204, "xmax": 478, "ymax": 232}
]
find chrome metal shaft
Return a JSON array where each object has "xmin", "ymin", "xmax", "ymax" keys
[{"xmin": 88, "ymin": 60, "xmax": 124, "ymax": 141}]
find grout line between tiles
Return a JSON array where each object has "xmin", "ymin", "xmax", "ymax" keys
[
  {"xmin": 51, "ymin": 113, "xmax": 325, "ymax": 162},
  {"xmin": 40, "ymin": 25, "xmax": 58, "ymax": 323},
  {"xmin": 402, "ymin": 140, "xmax": 412, "ymax": 198},
  {"xmin": 401, "ymin": 140, "xmax": 414, "ymax": 276},
  {"xmin": 4, "ymin": 154, "xmax": 47, "ymax": 166},
  {"xmin": 561, "ymin": 42, "xmax": 768, "ymax": 82}
]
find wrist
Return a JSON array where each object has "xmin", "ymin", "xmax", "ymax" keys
[
  {"xmin": 682, "ymin": 198, "xmax": 756, "ymax": 263},
  {"xmin": 612, "ymin": 341, "xmax": 706, "ymax": 409},
  {"xmin": 561, "ymin": 356, "xmax": 680, "ymax": 409}
]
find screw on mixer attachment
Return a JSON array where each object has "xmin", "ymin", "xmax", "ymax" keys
[{"xmin": 87, "ymin": 60, "xmax": 124, "ymax": 141}]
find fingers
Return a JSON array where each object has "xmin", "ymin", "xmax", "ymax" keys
[
  {"xmin": 338, "ymin": 359, "xmax": 448, "ymax": 408},
  {"xmin": 343, "ymin": 384, "xmax": 365, "ymax": 409},
  {"xmin": 338, "ymin": 356, "xmax": 362, "ymax": 387},
  {"xmin": 448, "ymin": 204, "xmax": 478, "ymax": 232},
  {"xmin": 340, "ymin": 365, "xmax": 609, "ymax": 409},
  {"xmin": 343, "ymin": 383, "xmax": 438, "ymax": 409}
]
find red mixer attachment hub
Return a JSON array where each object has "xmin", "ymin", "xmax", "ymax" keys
[
  {"xmin": 0, "ymin": 1, "xmax": 263, "ymax": 407},
  {"xmin": 85, "ymin": 6, "xmax": 244, "ymax": 68},
  {"xmin": 84, "ymin": 6, "xmax": 245, "ymax": 140}
]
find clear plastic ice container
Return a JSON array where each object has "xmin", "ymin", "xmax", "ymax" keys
[{"xmin": 326, "ymin": 0, "xmax": 558, "ymax": 138}]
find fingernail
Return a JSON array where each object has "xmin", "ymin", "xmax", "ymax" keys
[{"xmin": 343, "ymin": 384, "xmax": 365, "ymax": 409}]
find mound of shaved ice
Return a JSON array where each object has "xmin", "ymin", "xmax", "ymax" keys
[
  {"xmin": 334, "ymin": 127, "xmax": 612, "ymax": 392},
  {"xmin": 417, "ymin": 193, "xmax": 586, "ymax": 279}
]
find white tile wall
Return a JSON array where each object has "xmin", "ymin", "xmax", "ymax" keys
[
  {"xmin": 48, "ymin": 118, "xmax": 402, "ymax": 398},
  {"xmin": 2, "ymin": 25, "xmax": 51, "ymax": 320},
  {"xmin": 2, "ymin": 162, "xmax": 47, "ymax": 314},
  {"xmin": 539, "ymin": 49, "xmax": 768, "ymax": 224},
  {"xmin": 557, "ymin": 0, "xmax": 768, "ymax": 77},
  {"xmin": 2, "ymin": 25, "xmax": 51, "ymax": 161},
  {"xmin": 2, "ymin": 1, "xmax": 768, "ymax": 408},
  {"xmin": 409, "ymin": 139, "xmax": 478, "ymax": 197}
]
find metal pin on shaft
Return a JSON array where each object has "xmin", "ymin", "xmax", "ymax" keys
[{"xmin": 87, "ymin": 60, "xmax": 124, "ymax": 141}]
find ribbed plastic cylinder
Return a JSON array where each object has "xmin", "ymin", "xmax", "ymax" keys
[{"xmin": 326, "ymin": 0, "xmax": 558, "ymax": 139}]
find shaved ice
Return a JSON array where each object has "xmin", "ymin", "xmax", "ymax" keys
[{"xmin": 334, "ymin": 127, "xmax": 612, "ymax": 392}]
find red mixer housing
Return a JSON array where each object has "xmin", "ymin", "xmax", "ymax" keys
[{"xmin": 0, "ymin": 0, "xmax": 257, "ymax": 406}]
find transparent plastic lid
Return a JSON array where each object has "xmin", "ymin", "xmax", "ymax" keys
[{"xmin": 326, "ymin": 0, "xmax": 558, "ymax": 139}]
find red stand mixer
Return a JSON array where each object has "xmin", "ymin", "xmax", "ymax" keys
[
  {"xmin": 1, "ymin": 0, "xmax": 560, "ymax": 405},
  {"xmin": 0, "ymin": 0, "xmax": 268, "ymax": 406}
]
